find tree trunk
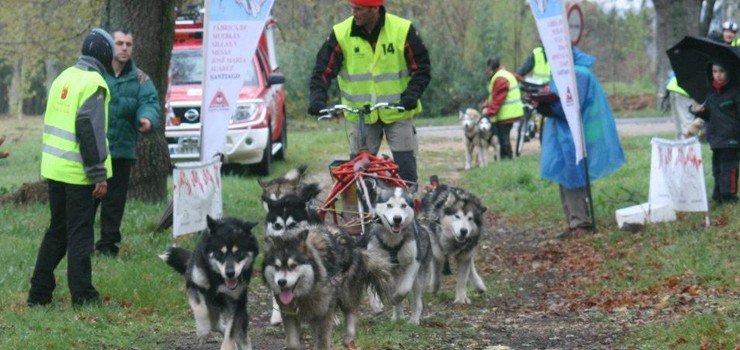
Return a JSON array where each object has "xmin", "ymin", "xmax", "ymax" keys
[
  {"xmin": 102, "ymin": 0, "xmax": 175, "ymax": 203},
  {"xmin": 9, "ymin": 60, "xmax": 23, "ymax": 119},
  {"xmin": 652, "ymin": 0, "xmax": 703, "ymax": 99}
]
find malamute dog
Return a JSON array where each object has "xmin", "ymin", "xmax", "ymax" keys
[
  {"xmin": 421, "ymin": 183, "xmax": 488, "ymax": 304},
  {"xmin": 366, "ymin": 183, "xmax": 431, "ymax": 325},
  {"xmin": 460, "ymin": 108, "xmax": 498, "ymax": 169},
  {"xmin": 160, "ymin": 216, "xmax": 259, "ymax": 350},
  {"xmin": 262, "ymin": 224, "xmax": 393, "ymax": 349},
  {"xmin": 477, "ymin": 115, "xmax": 501, "ymax": 163},
  {"xmin": 260, "ymin": 165, "xmax": 322, "ymax": 325}
]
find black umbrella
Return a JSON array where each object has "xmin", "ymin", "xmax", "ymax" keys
[{"xmin": 666, "ymin": 35, "xmax": 740, "ymax": 102}]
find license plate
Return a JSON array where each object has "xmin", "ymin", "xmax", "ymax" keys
[{"xmin": 169, "ymin": 137, "xmax": 200, "ymax": 155}]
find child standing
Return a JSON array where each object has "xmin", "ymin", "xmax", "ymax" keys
[{"xmin": 690, "ymin": 57, "xmax": 740, "ymax": 204}]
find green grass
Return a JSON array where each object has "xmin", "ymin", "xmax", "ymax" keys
[{"xmin": 1, "ymin": 114, "xmax": 737, "ymax": 349}]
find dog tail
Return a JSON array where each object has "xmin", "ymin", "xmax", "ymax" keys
[
  {"xmin": 359, "ymin": 249, "xmax": 395, "ymax": 302},
  {"xmin": 159, "ymin": 247, "xmax": 191, "ymax": 275}
]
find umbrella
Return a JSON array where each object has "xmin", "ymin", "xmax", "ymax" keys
[{"xmin": 666, "ymin": 35, "xmax": 740, "ymax": 103}]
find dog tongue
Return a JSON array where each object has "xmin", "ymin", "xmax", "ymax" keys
[
  {"xmin": 226, "ymin": 278, "xmax": 239, "ymax": 289},
  {"xmin": 279, "ymin": 288, "xmax": 294, "ymax": 305}
]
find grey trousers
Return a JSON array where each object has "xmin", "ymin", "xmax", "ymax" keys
[
  {"xmin": 349, "ymin": 119, "xmax": 418, "ymax": 183},
  {"xmin": 559, "ymin": 185, "xmax": 591, "ymax": 229}
]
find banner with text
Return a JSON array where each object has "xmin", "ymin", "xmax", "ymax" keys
[
  {"xmin": 200, "ymin": 0, "xmax": 274, "ymax": 161},
  {"xmin": 528, "ymin": 0, "xmax": 585, "ymax": 162},
  {"xmin": 173, "ymin": 157, "xmax": 223, "ymax": 237},
  {"xmin": 649, "ymin": 137, "xmax": 708, "ymax": 212}
]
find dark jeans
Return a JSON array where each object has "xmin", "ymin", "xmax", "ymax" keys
[
  {"xmin": 711, "ymin": 148, "xmax": 739, "ymax": 203},
  {"xmin": 496, "ymin": 122, "xmax": 515, "ymax": 159},
  {"xmin": 94, "ymin": 158, "xmax": 133, "ymax": 253},
  {"xmin": 28, "ymin": 180, "xmax": 99, "ymax": 305}
]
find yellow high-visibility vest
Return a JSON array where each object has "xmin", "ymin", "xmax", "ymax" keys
[
  {"xmin": 532, "ymin": 47, "xmax": 551, "ymax": 84},
  {"xmin": 334, "ymin": 13, "xmax": 421, "ymax": 124},
  {"xmin": 487, "ymin": 69, "xmax": 523, "ymax": 122},
  {"xmin": 41, "ymin": 66, "xmax": 112, "ymax": 184},
  {"xmin": 666, "ymin": 76, "xmax": 688, "ymax": 96}
]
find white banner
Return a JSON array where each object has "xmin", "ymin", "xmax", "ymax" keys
[
  {"xmin": 200, "ymin": 0, "xmax": 274, "ymax": 161},
  {"xmin": 649, "ymin": 137, "xmax": 708, "ymax": 212},
  {"xmin": 173, "ymin": 157, "xmax": 223, "ymax": 237},
  {"xmin": 529, "ymin": 0, "xmax": 585, "ymax": 162}
]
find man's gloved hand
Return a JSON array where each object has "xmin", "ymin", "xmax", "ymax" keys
[
  {"xmin": 307, "ymin": 101, "xmax": 327, "ymax": 116},
  {"xmin": 398, "ymin": 96, "xmax": 417, "ymax": 111}
]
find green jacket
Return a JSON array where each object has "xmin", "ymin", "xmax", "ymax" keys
[{"xmin": 104, "ymin": 60, "xmax": 160, "ymax": 160}]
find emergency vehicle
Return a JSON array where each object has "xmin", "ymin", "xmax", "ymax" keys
[{"xmin": 165, "ymin": 16, "xmax": 286, "ymax": 175}]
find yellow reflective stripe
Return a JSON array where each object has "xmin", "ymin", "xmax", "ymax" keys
[
  {"xmin": 43, "ymin": 144, "xmax": 83, "ymax": 163},
  {"xmin": 339, "ymin": 70, "xmax": 410, "ymax": 83},
  {"xmin": 44, "ymin": 124, "xmax": 77, "ymax": 142},
  {"xmin": 340, "ymin": 91, "xmax": 401, "ymax": 103}
]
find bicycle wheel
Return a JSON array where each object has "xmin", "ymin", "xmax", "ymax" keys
[{"xmin": 516, "ymin": 108, "xmax": 531, "ymax": 157}]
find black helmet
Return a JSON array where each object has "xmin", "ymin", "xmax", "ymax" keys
[
  {"xmin": 721, "ymin": 20, "xmax": 738, "ymax": 33},
  {"xmin": 81, "ymin": 28, "xmax": 114, "ymax": 73}
]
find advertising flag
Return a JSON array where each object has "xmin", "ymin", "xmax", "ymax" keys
[
  {"xmin": 649, "ymin": 138, "xmax": 709, "ymax": 212},
  {"xmin": 200, "ymin": 0, "xmax": 274, "ymax": 161},
  {"xmin": 528, "ymin": 0, "xmax": 585, "ymax": 162},
  {"xmin": 173, "ymin": 158, "xmax": 223, "ymax": 237}
]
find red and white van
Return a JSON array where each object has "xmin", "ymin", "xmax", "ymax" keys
[{"xmin": 165, "ymin": 17, "xmax": 286, "ymax": 175}]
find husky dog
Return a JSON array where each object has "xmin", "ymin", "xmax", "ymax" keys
[
  {"xmin": 259, "ymin": 165, "xmax": 312, "ymax": 203},
  {"xmin": 460, "ymin": 108, "xmax": 497, "ymax": 169},
  {"xmin": 366, "ymin": 184, "xmax": 431, "ymax": 325},
  {"xmin": 260, "ymin": 165, "xmax": 322, "ymax": 326},
  {"xmin": 160, "ymin": 216, "xmax": 259, "ymax": 350},
  {"xmin": 262, "ymin": 224, "xmax": 393, "ymax": 350},
  {"xmin": 477, "ymin": 116, "xmax": 501, "ymax": 163},
  {"xmin": 421, "ymin": 184, "xmax": 488, "ymax": 304}
]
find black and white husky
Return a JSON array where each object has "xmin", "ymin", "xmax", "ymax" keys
[
  {"xmin": 260, "ymin": 166, "xmax": 322, "ymax": 326},
  {"xmin": 366, "ymin": 184, "xmax": 431, "ymax": 325},
  {"xmin": 160, "ymin": 216, "xmax": 259, "ymax": 350},
  {"xmin": 421, "ymin": 183, "xmax": 488, "ymax": 304},
  {"xmin": 262, "ymin": 224, "xmax": 393, "ymax": 350}
]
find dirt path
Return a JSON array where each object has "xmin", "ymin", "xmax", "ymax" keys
[{"xmin": 161, "ymin": 120, "xmax": 675, "ymax": 349}]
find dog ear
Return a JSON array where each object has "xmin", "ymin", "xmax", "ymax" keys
[
  {"xmin": 298, "ymin": 183, "xmax": 322, "ymax": 202},
  {"xmin": 242, "ymin": 220, "xmax": 258, "ymax": 233},
  {"xmin": 206, "ymin": 215, "xmax": 219, "ymax": 230}
]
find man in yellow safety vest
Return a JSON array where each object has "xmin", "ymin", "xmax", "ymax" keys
[{"xmin": 28, "ymin": 28, "xmax": 114, "ymax": 307}]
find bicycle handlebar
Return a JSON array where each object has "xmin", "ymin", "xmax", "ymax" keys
[{"xmin": 317, "ymin": 102, "xmax": 406, "ymax": 120}]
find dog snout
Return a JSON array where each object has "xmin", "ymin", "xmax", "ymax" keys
[
  {"xmin": 393, "ymin": 216, "xmax": 403, "ymax": 225},
  {"xmin": 460, "ymin": 228, "xmax": 468, "ymax": 238},
  {"xmin": 225, "ymin": 264, "xmax": 236, "ymax": 279},
  {"xmin": 278, "ymin": 279, "xmax": 287, "ymax": 287}
]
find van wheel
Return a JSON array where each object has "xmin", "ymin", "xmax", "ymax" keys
[
  {"xmin": 274, "ymin": 112, "xmax": 287, "ymax": 161},
  {"xmin": 251, "ymin": 126, "xmax": 272, "ymax": 176}
]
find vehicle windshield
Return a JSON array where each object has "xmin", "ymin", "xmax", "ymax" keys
[{"xmin": 170, "ymin": 48, "xmax": 259, "ymax": 87}]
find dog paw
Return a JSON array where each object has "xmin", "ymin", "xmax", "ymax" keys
[{"xmin": 453, "ymin": 296, "xmax": 471, "ymax": 304}]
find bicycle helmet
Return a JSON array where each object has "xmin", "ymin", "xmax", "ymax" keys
[{"xmin": 721, "ymin": 20, "xmax": 738, "ymax": 33}]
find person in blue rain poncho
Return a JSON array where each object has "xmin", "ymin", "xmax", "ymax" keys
[{"xmin": 535, "ymin": 47, "xmax": 625, "ymax": 239}]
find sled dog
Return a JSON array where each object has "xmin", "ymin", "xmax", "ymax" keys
[
  {"xmin": 421, "ymin": 183, "xmax": 488, "ymax": 304},
  {"xmin": 262, "ymin": 224, "xmax": 393, "ymax": 349},
  {"xmin": 260, "ymin": 165, "xmax": 322, "ymax": 325},
  {"xmin": 366, "ymin": 183, "xmax": 431, "ymax": 325},
  {"xmin": 460, "ymin": 108, "xmax": 498, "ymax": 169},
  {"xmin": 476, "ymin": 115, "xmax": 501, "ymax": 163},
  {"xmin": 160, "ymin": 216, "xmax": 259, "ymax": 350}
]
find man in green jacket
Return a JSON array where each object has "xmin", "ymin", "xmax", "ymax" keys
[{"xmin": 94, "ymin": 28, "xmax": 160, "ymax": 257}]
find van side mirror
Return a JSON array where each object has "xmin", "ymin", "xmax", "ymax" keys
[{"xmin": 268, "ymin": 73, "xmax": 285, "ymax": 86}]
